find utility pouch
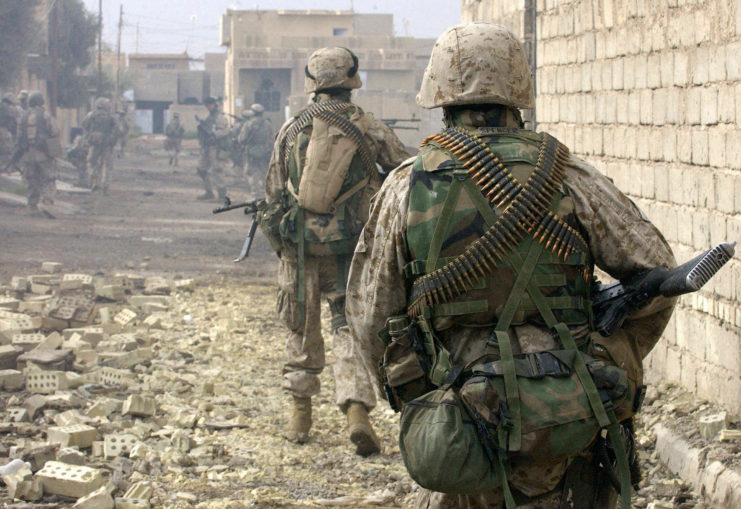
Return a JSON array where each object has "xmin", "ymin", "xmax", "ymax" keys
[
  {"xmin": 399, "ymin": 387, "xmax": 505, "ymax": 494},
  {"xmin": 259, "ymin": 199, "xmax": 286, "ymax": 254},
  {"xmin": 459, "ymin": 350, "xmax": 631, "ymax": 462},
  {"xmin": 379, "ymin": 315, "xmax": 434, "ymax": 412}
]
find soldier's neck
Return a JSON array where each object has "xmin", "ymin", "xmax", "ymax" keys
[
  {"xmin": 443, "ymin": 105, "xmax": 524, "ymax": 129},
  {"xmin": 313, "ymin": 89, "xmax": 352, "ymax": 104}
]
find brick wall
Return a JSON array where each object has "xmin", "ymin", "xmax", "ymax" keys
[{"xmin": 462, "ymin": 0, "xmax": 741, "ymax": 416}]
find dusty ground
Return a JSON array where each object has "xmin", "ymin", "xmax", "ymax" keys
[{"xmin": 0, "ymin": 139, "xmax": 724, "ymax": 508}]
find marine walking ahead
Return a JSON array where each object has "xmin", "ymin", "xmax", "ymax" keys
[
  {"xmin": 165, "ymin": 112, "xmax": 185, "ymax": 167},
  {"xmin": 263, "ymin": 46, "xmax": 410, "ymax": 455},
  {"xmin": 238, "ymin": 103, "xmax": 273, "ymax": 194},
  {"xmin": 196, "ymin": 96, "xmax": 230, "ymax": 201},
  {"xmin": 15, "ymin": 91, "xmax": 61, "ymax": 216},
  {"xmin": 82, "ymin": 97, "xmax": 119, "ymax": 193},
  {"xmin": 346, "ymin": 23, "xmax": 677, "ymax": 508}
]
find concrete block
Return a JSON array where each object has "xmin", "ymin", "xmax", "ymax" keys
[
  {"xmin": 720, "ymin": 429, "xmax": 741, "ymax": 441},
  {"xmin": 24, "ymin": 394, "xmax": 49, "ymax": 419},
  {"xmin": 143, "ymin": 277, "xmax": 170, "ymax": 295},
  {"xmin": 0, "ymin": 296, "xmax": 20, "ymax": 310},
  {"xmin": 35, "ymin": 331, "xmax": 64, "ymax": 350},
  {"xmin": 52, "ymin": 409, "xmax": 86, "ymax": 427},
  {"xmin": 47, "ymin": 424, "xmax": 98, "ymax": 448},
  {"xmin": 693, "ymin": 47, "xmax": 709, "ymax": 85},
  {"xmin": 92, "ymin": 441, "xmax": 104, "ymax": 457},
  {"xmin": 30, "ymin": 282, "xmax": 52, "ymax": 295},
  {"xmin": 19, "ymin": 348, "xmax": 74, "ymax": 371},
  {"xmin": 26, "ymin": 371, "xmax": 68, "ymax": 393},
  {"xmin": 685, "ymin": 87, "xmax": 701, "ymax": 125},
  {"xmin": 74, "ymin": 485, "xmax": 114, "ymax": 509},
  {"xmin": 104, "ymin": 434, "xmax": 140, "ymax": 459},
  {"xmin": 62, "ymin": 273, "xmax": 94, "ymax": 288},
  {"xmin": 113, "ymin": 309, "xmax": 137, "ymax": 327},
  {"xmin": 3, "ymin": 462, "xmax": 43, "ymax": 501},
  {"xmin": 42, "ymin": 315, "xmax": 70, "ymax": 331},
  {"xmin": 99, "ymin": 367, "xmax": 136, "ymax": 387},
  {"xmin": 12, "ymin": 333, "xmax": 46, "ymax": 351},
  {"xmin": 708, "ymin": 130, "xmax": 726, "ymax": 168},
  {"xmin": 0, "ymin": 344, "xmax": 23, "ymax": 369},
  {"xmin": 691, "ymin": 130, "xmax": 709, "ymax": 165},
  {"xmin": 647, "ymin": 53, "xmax": 661, "ymax": 89},
  {"xmin": 727, "ymin": 41, "xmax": 741, "ymax": 80},
  {"xmin": 718, "ymin": 85, "xmax": 736, "ymax": 124},
  {"xmin": 11, "ymin": 276, "xmax": 29, "ymax": 291},
  {"xmin": 8, "ymin": 407, "xmax": 29, "ymax": 422},
  {"xmin": 701, "ymin": 87, "xmax": 718, "ymax": 125},
  {"xmin": 86, "ymin": 397, "xmax": 122, "ymax": 418},
  {"xmin": 174, "ymin": 279, "xmax": 194, "ymax": 291},
  {"xmin": 674, "ymin": 52, "xmax": 688, "ymax": 86},
  {"xmin": 36, "ymin": 461, "xmax": 105, "ymax": 498},
  {"xmin": 122, "ymin": 394, "xmax": 155, "ymax": 417},
  {"xmin": 115, "ymin": 498, "xmax": 149, "ymax": 509},
  {"xmin": 41, "ymin": 261, "xmax": 63, "ymax": 273},
  {"xmin": 698, "ymin": 411, "xmax": 727, "ymax": 440},
  {"xmin": 727, "ymin": 130, "xmax": 741, "ymax": 170},
  {"xmin": 123, "ymin": 481, "xmax": 153, "ymax": 500},
  {"xmin": 96, "ymin": 285, "xmax": 125, "ymax": 302},
  {"xmin": 0, "ymin": 369, "xmax": 24, "ymax": 390},
  {"xmin": 57, "ymin": 447, "xmax": 87, "ymax": 465}
]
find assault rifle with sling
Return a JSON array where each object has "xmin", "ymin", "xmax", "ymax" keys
[
  {"xmin": 195, "ymin": 115, "xmax": 216, "ymax": 146},
  {"xmin": 212, "ymin": 196, "xmax": 265, "ymax": 262},
  {"xmin": 592, "ymin": 241, "xmax": 736, "ymax": 336}
]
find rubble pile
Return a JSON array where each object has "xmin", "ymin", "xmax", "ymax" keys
[
  {"xmin": 0, "ymin": 263, "xmax": 411, "ymax": 508},
  {"xmin": 1, "ymin": 262, "xmax": 732, "ymax": 507}
]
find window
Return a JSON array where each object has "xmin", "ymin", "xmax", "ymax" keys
[
  {"xmin": 254, "ymin": 89, "xmax": 281, "ymax": 111},
  {"xmin": 333, "ymin": 28, "xmax": 348, "ymax": 36}
]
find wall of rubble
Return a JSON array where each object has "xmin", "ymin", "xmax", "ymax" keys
[{"xmin": 461, "ymin": 0, "xmax": 741, "ymax": 415}]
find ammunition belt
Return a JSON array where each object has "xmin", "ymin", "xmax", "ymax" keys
[
  {"xmin": 408, "ymin": 128, "xmax": 587, "ymax": 317},
  {"xmin": 280, "ymin": 100, "xmax": 354, "ymax": 173},
  {"xmin": 313, "ymin": 109, "xmax": 377, "ymax": 174}
]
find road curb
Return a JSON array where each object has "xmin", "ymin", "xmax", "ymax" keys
[{"xmin": 654, "ymin": 423, "xmax": 741, "ymax": 508}]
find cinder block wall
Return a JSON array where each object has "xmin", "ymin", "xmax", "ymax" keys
[{"xmin": 461, "ymin": 0, "xmax": 741, "ymax": 416}]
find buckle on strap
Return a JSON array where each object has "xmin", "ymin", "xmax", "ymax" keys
[{"xmin": 529, "ymin": 352, "xmax": 570, "ymax": 379}]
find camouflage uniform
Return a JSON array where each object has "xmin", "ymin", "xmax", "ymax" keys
[
  {"xmin": 196, "ymin": 97, "xmax": 230, "ymax": 200},
  {"xmin": 67, "ymin": 135, "xmax": 88, "ymax": 187},
  {"xmin": 16, "ymin": 92, "xmax": 59, "ymax": 213},
  {"xmin": 165, "ymin": 114, "xmax": 184, "ymax": 166},
  {"xmin": 238, "ymin": 103, "xmax": 273, "ymax": 192},
  {"xmin": 345, "ymin": 24, "xmax": 676, "ymax": 508},
  {"xmin": 265, "ymin": 47, "xmax": 410, "ymax": 452},
  {"xmin": 82, "ymin": 98, "xmax": 119, "ymax": 192},
  {"xmin": 0, "ymin": 94, "xmax": 18, "ymax": 165}
]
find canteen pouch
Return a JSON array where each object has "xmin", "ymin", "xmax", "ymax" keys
[
  {"xmin": 399, "ymin": 387, "xmax": 505, "ymax": 494},
  {"xmin": 379, "ymin": 316, "xmax": 434, "ymax": 412}
]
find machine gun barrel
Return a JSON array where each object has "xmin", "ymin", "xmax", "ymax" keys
[{"xmin": 592, "ymin": 241, "xmax": 736, "ymax": 336}]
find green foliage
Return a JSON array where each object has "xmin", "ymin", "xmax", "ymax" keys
[
  {"xmin": 0, "ymin": 0, "xmax": 40, "ymax": 87},
  {"xmin": 55, "ymin": 0, "xmax": 99, "ymax": 108}
]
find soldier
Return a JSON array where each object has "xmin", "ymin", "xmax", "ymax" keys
[
  {"xmin": 238, "ymin": 103, "xmax": 273, "ymax": 194},
  {"xmin": 264, "ymin": 47, "xmax": 410, "ymax": 454},
  {"xmin": 82, "ymin": 97, "xmax": 119, "ymax": 193},
  {"xmin": 345, "ymin": 23, "xmax": 676, "ymax": 508},
  {"xmin": 67, "ymin": 133, "xmax": 88, "ymax": 188},
  {"xmin": 116, "ymin": 110, "xmax": 129, "ymax": 158},
  {"xmin": 0, "ymin": 93, "xmax": 18, "ymax": 166},
  {"xmin": 15, "ymin": 91, "xmax": 60, "ymax": 215},
  {"xmin": 165, "ymin": 112, "xmax": 185, "ymax": 166},
  {"xmin": 17, "ymin": 90, "xmax": 29, "ymax": 111},
  {"xmin": 232, "ymin": 107, "xmax": 254, "ymax": 178},
  {"xmin": 195, "ymin": 96, "xmax": 230, "ymax": 200}
]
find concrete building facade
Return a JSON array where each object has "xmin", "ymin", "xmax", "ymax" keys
[
  {"xmin": 219, "ymin": 9, "xmax": 439, "ymax": 148},
  {"xmin": 461, "ymin": 0, "xmax": 741, "ymax": 416}
]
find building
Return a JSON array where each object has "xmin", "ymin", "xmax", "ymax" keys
[
  {"xmin": 461, "ymin": 0, "xmax": 741, "ymax": 417},
  {"xmin": 219, "ymin": 9, "xmax": 438, "ymax": 148}
]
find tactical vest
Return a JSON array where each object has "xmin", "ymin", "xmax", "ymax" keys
[
  {"xmin": 386, "ymin": 127, "xmax": 634, "ymax": 508},
  {"xmin": 246, "ymin": 117, "xmax": 273, "ymax": 159},
  {"xmin": 86, "ymin": 110, "xmax": 116, "ymax": 146}
]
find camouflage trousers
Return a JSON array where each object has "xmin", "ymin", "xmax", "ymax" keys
[
  {"xmin": 197, "ymin": 145, "xmax": 226, "ymax": 194},
  {"xmin": 88, "ymin": 144, "xmax": 114, "ymax": 191},
  {"xmin": 244, "ymin": 155, "xmax": 269, "ymax": 193},
  {"xmin": 165, "ymin": 138, "xmax": 182, "ymax": 165},
  {"xmin": 22, "ymin": 156, "xmax": 55, "ymax": 208},
  {"xmin": 414, "ymin": 454, "xmax": 618, "ymax": 509},
  {"xmin": 277, "ymin": 255, "xmax": 377, "ymax": 410}
]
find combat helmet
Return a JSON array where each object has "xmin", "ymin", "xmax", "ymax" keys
[
  {"xmin": 94, "ymin": 97, "xmax": 110, "ymax": 111},
  {"xmin": 304, "ymin": 47, "xmax": 362, "ymax": 94},
  {"xmin": 241, "ymin": 108, "xmax": 254, "ymax": 119},
  {"xmin": 28, "ymin": 91, "xmax": 45, "ymax": 107},
  {"xmin": 18, "ymin": 90, "xmax": 28, "ymax": 102},
  {"xmin": 249, "ymin": 103, "xmax": 264, "ymax": 115},
  {"xmin": 416, "ymin": 22, "xmax": 534, "ymax": 110}
]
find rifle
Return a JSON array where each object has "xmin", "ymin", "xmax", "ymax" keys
[
  {"xmin": 382, "ymin": 117, "xmax": 421, "ymax": 131},
  {"xmin": 195, "ymin": 115, "xmax": 216, "ymax": 146},
  {"xmin": 592, "ymin": 242, "xmax": 736, "ymax": 337},
  {"xmin": 213, "ymin": 196, "xmax": 265, "ymax": 262}
]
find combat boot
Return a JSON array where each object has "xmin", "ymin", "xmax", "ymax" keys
[
  {"xmin": 346, "ymin": 402, "xmax": 381, "ymax": 456},
  {"xmin": 285, "ymin": 396, "xmax": 312, "ymax": 444},
  {"xmin": 197, "ymin": 190, "xmax": 215, "ymax": 200}
]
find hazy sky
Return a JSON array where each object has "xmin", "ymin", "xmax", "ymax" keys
[{"xmin": 81, "ymin": 0, "xmax": 461, "ymax": 58}]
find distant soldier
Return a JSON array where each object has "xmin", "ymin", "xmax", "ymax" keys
[
  {"xmin": 17, "ymin": 90, "xmax": 29, "ymax": 111},
  {"xmin": 165, "ymin": 112, "xmax": 185, "ymax": 166},
  {"xmin": 195, "ymin": 96, "xmax": 230, "ymax": 200},
  {"xmin": 116, "ymin": 110, "xmax": 130, "ymax": 158},
  {"xmin": 82, "ymin": 97, "xmax": 119, "ymax": 193},
  {"xmin": 0, "ymin": 93, "xmax": 18, "ymax": 165},
  {"xmin": 67, "ymin": 134, "xmax": 88, "ymax": 188},
  {"xmin": 238, "ymin": 103, "xmax": 273, "ymax": 193},
  {"xmin": 231, "ymin": 108, "xmax": 254, "ymax": 178},
  {"xmin": 15, "ymin": 91, "xmax": 60, "ymax": 215}
]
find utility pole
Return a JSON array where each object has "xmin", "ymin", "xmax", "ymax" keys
[
  {"xmin": 48, "ymin": 0, "xmax": 59, "ymax": 115},
  {"xmin": 97, "ymin": 0, "xmax": 103, "ymax": 95},
  {"xmin": 115, "ymin": 4, "xmax": 123, "ymax": 109}
]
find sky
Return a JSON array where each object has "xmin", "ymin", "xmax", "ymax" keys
[{"xmin": 81, "ymin": 0, "xmax": 461, "ymax": 59}]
